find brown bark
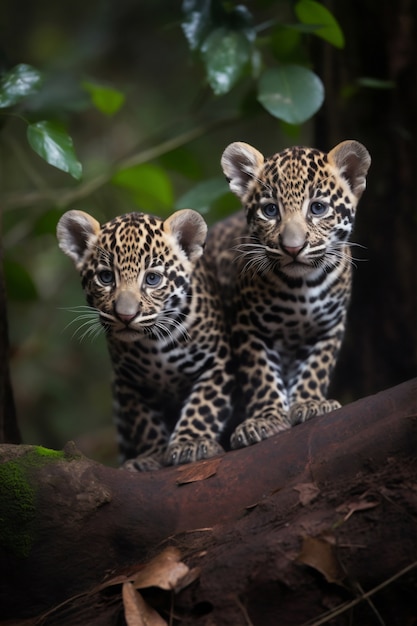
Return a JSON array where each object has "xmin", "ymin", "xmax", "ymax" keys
[{"xmin": 0, "ymin": 379, "xmax": 416, "ymax": 624}]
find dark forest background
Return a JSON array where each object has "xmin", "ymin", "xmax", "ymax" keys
[{"xmin": 0, "ymin": 0, "xmax": 415, "ymax": 466}]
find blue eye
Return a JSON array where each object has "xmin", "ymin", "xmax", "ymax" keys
[
  {"xmin": 145, "ymin": 272, "xmax": 162, "ymax": 287},
  {"xmin": 98, "ymin": 269, "xmax": 114, "ymax": 285},
  {"xmin": 310, "ymin": 201, "xmax": 328, "ymax": 216},
  {"xmin": 262, "ymin": 203, "xmax": 279, "ymax": 219}
]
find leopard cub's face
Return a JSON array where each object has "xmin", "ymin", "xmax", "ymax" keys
[
  {"xmin": 57, "ymin": 209, "xmax": 207, "ymax": 344},
  {"xmin": 222, "ymin": 141, "xmax": 371, "ymax": 279}
]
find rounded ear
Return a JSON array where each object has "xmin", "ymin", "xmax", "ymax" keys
[
  {"xmin": 328, "ymin": 140, "xmax": 371, "ymax": 199},
  {"xmin": 164, "ymin": 209, "xmax": 207, "ymax": 263},
  {"xmin": 221, "ymin": 141, "xmax": 265, "ymax": 200},
  {"xmin": 57, "ymin": 210, "xmax": 101, "ymax": 270}
]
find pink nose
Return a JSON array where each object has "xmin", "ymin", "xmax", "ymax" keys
[
  {"xmin": 283, "ymin": 245, "xmax": 303, "ymax": 257},
  {"xmin": 117, "ymin": 312, "xmax": 136, "ymax": 324}
]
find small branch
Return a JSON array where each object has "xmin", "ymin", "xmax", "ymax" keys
[
  {"xmin": 1, "ymin": 115, "xmax": 239, "ymax": 212},
  {"xmin": 303, "ymin": 561, "xmax": 417, "ymax": 626}
]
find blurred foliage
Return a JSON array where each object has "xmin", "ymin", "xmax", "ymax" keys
[{"xmin": 0, "ymin": 0, "xmax": 413, "ymax": 465}]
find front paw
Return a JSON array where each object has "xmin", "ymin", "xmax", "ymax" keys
[
  {"xmin": 230, "ymin": 414, "xmax": 291, "ymax": 449},
  {"xmin": 121, "ymin": 453, "xmax": 164, "ymax": 472},
  {"xmin": 289, "ymin": 399, "xmax": 341, "ymax": 425},
  {"xmin": 164, "ymin": 437, "xmax": 225, "ymax": 466}
]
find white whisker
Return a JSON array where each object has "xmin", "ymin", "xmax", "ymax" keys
[
  {"xmin": 60, "ymin": 305, "xmax": 105, "ymax": 342},
  {"xmin": 158, "ymin": 311, "xmax": 190, "ymax": 343},
  {"xmin": 232, "ymin": 239, "xmax": 279, "ymax": 277},
  {"xmin": 246, "ymin": 171, "xmax": 274, "ymax": 195}
]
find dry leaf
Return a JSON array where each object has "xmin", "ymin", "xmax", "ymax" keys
[
  {"xmin": 293, "ymin": 482, "xmax": 320, "ymax": 505},
  {"xmin": 337, "ymin": 498, "xmax": 379, "ymax": 521},
  {"xmin": 122, "ymin": 582, "xmax": 167, "ymax": 626},
  {"xmin": 296, "ymin": 535, "xmax": 345, "ymax": 585},
  {"xmin": 133, "ymin": 547, "xmax": 189, "ymax": 591},
  {"xmin": 174, "ymin": 566, "xmax": 201, "ymax": 593},
  {"xmin": 176, "ymin": 457, "xmax": 221, "ymax": 485}
]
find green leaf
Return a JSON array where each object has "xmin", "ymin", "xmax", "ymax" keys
[
  {"xmin": 3, "ymin": 259, "xmax": 38, "ymax": 302},
  {"xmin": 201, "ymin": 27, "xmax": 251, "ymax": 95},
  {"xmin": 182, "ymin": 0, "xmax": 213, "ymax": 51},
  {"xmin": 257, "ymin": 65, "xmax": 324, "ymax": 125},
  {"xmin": 175, "ymin": 177, "xmax": 229, "ymax": 214},
  {"xmin": 27, "ymin": 121, "xmax": 82, "ymax": 180},
  {"xmin": 112, "ymin": 164, "xmax": 173, "ymax": 212},
  {"xmin": 295, "ymin": 0, "xmax": 344, "ymax": 48},
  {"xmin": 82, "ymin": 81, "xmax": 125, "ymax": 116},
  {"xmin": 0, "ymin": 63, "xmax": 43, "ymax": 108}
]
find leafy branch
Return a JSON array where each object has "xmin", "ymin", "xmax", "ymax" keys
[
  {"xmin": 182, "ymin": 0, "xmax": 344, "ymax": 123},
  {"xmin": 2, "ymin": 113, "xmax": 238, "ymax": 212}
]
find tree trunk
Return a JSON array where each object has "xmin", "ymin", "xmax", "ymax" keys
[
  {"xmin": 1, "ymin": 379, "xmax": 416, "ymax": 625},
  {"xmin": 0, "ymin": 243, "xmax": 19, "ymax": 445},
  {"xmin": 319, "ymin": 0, "xmax": 417, "ymax": 401}
]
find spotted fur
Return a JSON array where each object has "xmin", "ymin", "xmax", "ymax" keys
[
  {"xmin": 205, "ymin": 140, "xmax": 371, "ymax": 448},
  {"xmin": 57, "ymin": 209, "xmax": 234, "ymax": 470}
]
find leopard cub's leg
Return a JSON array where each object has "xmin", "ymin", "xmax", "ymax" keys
[
  {"xmin": 288, "ymin": 336, "xmax": 342, "ymax": 425},
  {"xmin": 116, "ymin": 395, "xmax": 170, "ymax": 471},
  {"xmin": 230, "ymin": 336, "xmax": 291, "ymax": 449},
  {"xmin": 164, "ymin": 367, "xmax": 233, "ymax": 466}
]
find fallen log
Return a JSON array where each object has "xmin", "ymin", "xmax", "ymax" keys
[{"xmin": 0, "ymin": 378, "xmax": 416, "ymax": 624}]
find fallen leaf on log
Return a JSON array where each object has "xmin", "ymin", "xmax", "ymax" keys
[
  {"xmin": 132, "ymin": 546, "xmax": 190, "ymax": 591},
  {"xmin": 336, "ymin": 494, "xmax": 380, "ymax": 521},
  {"xmin": 293, "ymin": 482, "xmax": 320, "ymax": 505},
  {"xmin": 122, "ymin": 582, "xmax": 167, "ymax": 626},
  {"xmin": 296, "ymin": 534, "xmax": 345, "ymax": 585},
  {"xmin": 175, "ymin": 457, "xmax": 222, "ymax": 485}
]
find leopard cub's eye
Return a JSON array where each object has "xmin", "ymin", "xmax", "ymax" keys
[
  {"xmin": 309, "ymin": 201, "xmax": 329, "ymax": 217},
  {"xmin": 261, "ymin": 203, "xmax": 280, "ymax": 219},
  {"xmin": 98, "ymin": 269, "xmax": 114, "ymax": 285},
  {"xmin": 144, "ymin": 272, "xmax": 162, "ymax": 287}
]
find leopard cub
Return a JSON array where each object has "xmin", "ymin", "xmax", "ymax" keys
[
  {"xmin": 205, "ymin": 140, "xmax": 371, "ymax": 448},
  {"xmin": 57, "ymin": 208, "xmax": 234, "ymax": 470}
]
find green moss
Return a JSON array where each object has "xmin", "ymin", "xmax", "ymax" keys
[
  {"xmin": 0, "ymin": 446, "xmax": 67, "ymax": 558},
  {"xmin": 33, "ymin": 445, "xmax": 65, "ymax": 460}
]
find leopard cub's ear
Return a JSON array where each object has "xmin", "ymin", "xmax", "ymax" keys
[
  {"xmin": 221, "ymin": 141, "xmax": 265, "ymax": 200},
  {"xmin": 328, "ymin": 140, "xmax": 371, "ymax": 200},
  {"xmin": 57, "ymin": 210, "xmax": 101, "ymax": 270},
  {"xmin": 164, "ymin": 209, "xmax": 207, "ymax": 263}
]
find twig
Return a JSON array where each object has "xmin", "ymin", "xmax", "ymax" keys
[
  {"xmin": 301, "ymin": 560, "xmax": 417, "ymax": 626},
  {"xmin": 235, "ymin": 595, "xmax": 255, "ymax": 626},
  {"xmin": 2, "ymin": 115, "xmax": 238, "ymax": 212}
]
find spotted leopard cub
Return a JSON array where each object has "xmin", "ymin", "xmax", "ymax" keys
[
  {"xmin": 57, "ymin": 209, "xmax": 234, "ymax": 470},
  {"xmin": 205, "ymin": 140, "xmax": 371, "ymax": 448}
]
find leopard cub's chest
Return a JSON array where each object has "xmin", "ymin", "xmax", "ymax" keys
[{"xmin": 240, "ymin": 270, "xmax": 348, "ymax": 350}]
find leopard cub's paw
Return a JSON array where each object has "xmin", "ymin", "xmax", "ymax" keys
[
  {"xmin": 230, "ymin": 414, "xmax": 291, "ymax": 449},
  {"xmin": 164, "ymin": 437, "xmax": 225, "ymax": 467},
  {"xmin": 289, "ymin": 399, "xmax": 341, "ymax": 425},
  {"xmin": 121, "ymin": 453, "xmax": 164, "ymax": 472}
]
